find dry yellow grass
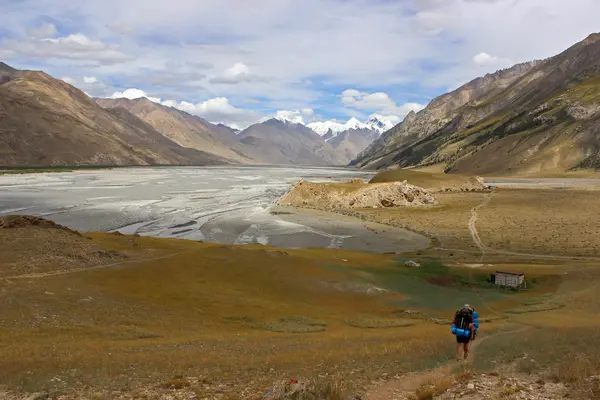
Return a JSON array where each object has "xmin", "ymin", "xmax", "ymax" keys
[
  {"xmin": 2, "ymin": 224, "xmax": 500, "ymax": 397},
  {"xmin": 477, "ymin": 189, "xmax": 600, "ymax": 257},
  {"xmin": 369, "ymin": 169, "xmax": 485, "ymax": 192},
  {"xmin": 354, "ymin": 191, "xmax": 485, "ymax": 252},
  {"xmin": 408, "ymin": 376, "xmax": 454, "ymax": 400}
]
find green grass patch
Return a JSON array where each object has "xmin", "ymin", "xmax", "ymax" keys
[
  {"xmin": 224, "ymin": 315, "xmax": 327, "ymax": 333},
  {"xmin": 505, "ymin": 303, "xmax": 565, "ymax": 314},
  {"xmin": 248, "ymin": 316, "xmax": 328, "ymax": 334},
  {"xmin": 223, "ymin": 316, "xmax": 259, "ymax": 324},
  {"xmin": 278, "ymin": 316, "xmax": 327, "ymax": 326},
  {"xmin": 345, "ymin": 318, "xmax": 415, "ymax": 329},
  {"xmin": 324, "ymin": 259, "xmax": 539, "ymax": 311}
]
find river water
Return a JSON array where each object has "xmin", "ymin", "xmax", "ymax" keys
[{"xmin": 0, "ymin": 166, "xmax": 429, "ymax": 253}]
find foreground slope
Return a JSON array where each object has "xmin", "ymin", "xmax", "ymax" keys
[
  {"xmin": 237, "ymin": 118, "xmax": 346, "ymax": 165},
  {"xmin": 96, "ymin": 98, "xmax": 260, "ymax": 163},
  {"xmin": 0, "ymin": 64, "xmax": 227, "ymax": 166},
  {"xmin": 1, "ymin": 210, "xmax": 595, "ymax": 398},
  {"xmin": 1, "ymin": 214, "xmax": 575, "ymax": 399},
  {"xmin": 355, "ymin": 33, "xmax": 600, "ymax": 175}
]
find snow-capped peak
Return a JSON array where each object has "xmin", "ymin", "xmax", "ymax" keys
[
  {"xmin": 366, "ymin": 115, "xmax": 394, "ymax": 133},
  {"xmin": 307, "ymin": 115, "xmax": 394, "ymax": 140},
  {"xmin": 345, "ymin": 117, "xmax": 369, "ymax": 130},
  {"xmin": 273, "ymin": 110, "xmax": 305, "ymax": 125},
  {"xmin": 274, "ymin": 115, "xmax": 303, "ymax": 125}
]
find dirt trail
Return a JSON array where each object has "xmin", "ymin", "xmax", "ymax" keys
[
  {"xmin": 366, "ymin": 326, "xmax": 531, "ymax": 400},
  {"xmin": 468, "ymin": 193, "xmax": 492, "ymax": 258}
]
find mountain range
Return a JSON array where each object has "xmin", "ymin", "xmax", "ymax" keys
[
  {"xmin": 0, "ymin": 62, "xmax": 227, "ymax": 166},
  {"xmin": 2, "ymin": 32, "xmax": 599, "ymax": 173},
  {"xmin": 308, "ymin": 116, "xmax": 393, "ymax": 138},
  {"xmin": 0, "ymin": 62, "xmax": 382, "ymax": 167},
  {"xmin": 354, "ymin": 33, "xmax": 600, "ymax": 175}
]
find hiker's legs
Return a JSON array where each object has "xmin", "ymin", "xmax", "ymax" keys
[
  {"xmin": 456, "ymin": 336, "xmax": 469, "ymax": 360},
  {"xmin": 463, "ymin": 342, "xmax": 470, "ymax": 359},
  {"xmin": 456, "ymin": 343, "xmax": 463, "ymax": 360}
]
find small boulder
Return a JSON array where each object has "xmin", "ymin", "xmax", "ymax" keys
[{"xmin": 405, "ymin": 260, "xmax": 421, "ymax": 268}]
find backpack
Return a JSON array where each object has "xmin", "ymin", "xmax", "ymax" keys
[{"xmin": 454, "ymin": 309, "xmax": 472, "ymax": 331}]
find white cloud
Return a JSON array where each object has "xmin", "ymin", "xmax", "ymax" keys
[
  {"xmin": 210, "ymin": 62, "xmax": 269, "ymax": 85},
  {"xmin": 342, "ymin": 90, "xmax": 396, "ymax": 111},
  {"xmin": 106, "ymin": 21, "xmax": 134, "ymax": 35},
  {"xmin": 1, "ymin": 33, "xmax": 131, "ymax": 65},
  {"xmin": 369, "ymin": 113, "xmax": 402, "ymax": 126},
  {"xmin": 110, "ymin": 88, "xmax": 162, "ymax": 103},
  {"xmin": 60, "ymin": 76, "xmax": 76, "ymax": 85},
  {"xmin": 107, "ymin": 88, "xmax": 260, "ymax": 129},
  {"xmin": 473, "ymin": 52, "xmax": 513, "ymax": 68},
  {"xmin": 3, "ymin": 0, "xmax": 600, "ymax": 125},
  {"xmin": 164, "ymin": 97, "xmax": 260, "ymax": 130},
  {"xmin": 83, "ymin": 76, "xmax": 99, "ymax": 84},
  {"xmin": 341, "ymin": 89, "xmax": 426, "ymax": 121},
  {"xmin": 274, "ymin": 110, "xmax": 306, "ymax": 124},
  {"xmin": 107, "ymin": 87, "xmax": 260, "ymax": 128},
  {"xmin": 302, "ymin": 108, "xmax": 314, "ymax": 116},
  {"xmin": 26, "ymin": 22, "xmax": 58, "ymax": 38}
]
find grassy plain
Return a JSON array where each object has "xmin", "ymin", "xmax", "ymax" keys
[
  {"xmin": 0, "ymin": 217, "xmax": 558, "ymax": 399},
  {"xmin": 3, "ymin": 168, "xmax": 600, "ymax": 398}
]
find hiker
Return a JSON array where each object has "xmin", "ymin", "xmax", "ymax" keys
[{"xmin": 451, "ymin": 304, "xmax": 477, "ymax": 361}]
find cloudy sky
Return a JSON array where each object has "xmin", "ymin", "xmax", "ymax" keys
[{"xmin": 1, "ymin": 0, "xmax": 599, "ymax": 129}]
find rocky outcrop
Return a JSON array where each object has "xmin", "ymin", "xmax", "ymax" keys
[
  {"xmin": 438, "ymin": 373, "xmax": 569, "ymax": 399},
  {"xmin": 353, "ymin": 33, "xmax": 600, "ymax": 175},
  {"xmin": 277, "ymin": 179, "xmax": 436, "ymax": 209}
]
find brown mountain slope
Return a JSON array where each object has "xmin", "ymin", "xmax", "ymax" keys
[
  {"xmin": 0, "ymin": 65, "xmax": 227, "ymax": 166},
  {"xmin": 96, "ymin": 98, "xmax": 260, "ymax": 163},
  {"xmin": 354, "ymin": 33, "xmax": 600, "ymax": 175},
  {"xmin": 237, "ymin": 119, "xmax": 346, "ymax": 166}
]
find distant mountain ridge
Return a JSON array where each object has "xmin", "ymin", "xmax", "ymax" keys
[
  {"xmin": 236, "ymin": 116, "xmax": 382, "ymax": 165},
  {"xmin": 96, "ymin": 97, "xmax": 261, "ymax": 163},
  {"xmin": 0, "ymin": 62, "xmax": 382, "ymax": 167},
  {"xmin": 0, "ymin": 64, "xmax": 227, "ymax": 166},
  {"xmin": 354, "ymin": 33, "xmax": 600, "ymax": 175},
  {"xmin": 236, "ymin": 118, "xmax": 346, "ymax": 166}
]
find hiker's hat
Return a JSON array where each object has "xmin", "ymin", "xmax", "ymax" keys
[{"xmin": 463, "ymin": 304, "xmax": 471, "ymax": 309}]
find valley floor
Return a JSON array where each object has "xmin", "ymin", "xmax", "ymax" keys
[{"xmin": 1, "ymin": 175, "xmax": 600, "ymax": 399}]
